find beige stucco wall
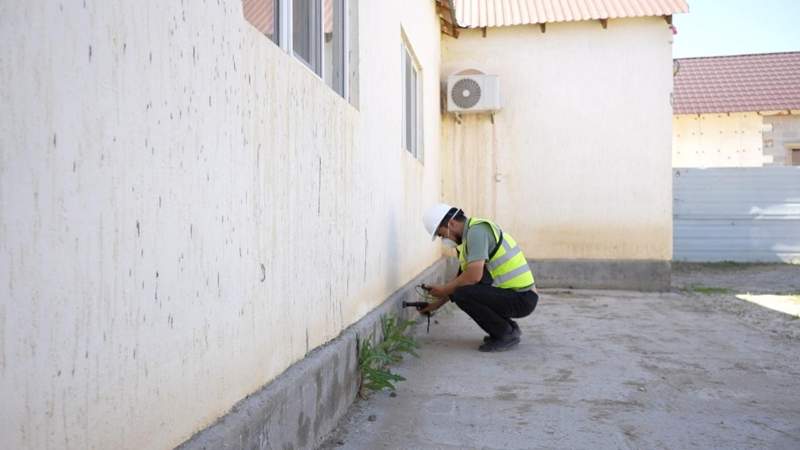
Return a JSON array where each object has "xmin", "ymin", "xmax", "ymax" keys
[
  {"xmin": 441, "ymin": 18, "xmax": 673, "ymax": 260},
  {"xmin": 0, "ymin": 1, "xmax": 441, "ymax": 449},
  {"xmin": 673, "ymin": 113, "xmax": 765, "ymax": 167}
]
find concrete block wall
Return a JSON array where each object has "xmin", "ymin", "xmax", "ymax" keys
[
  {"xmin": 673, "ymin": 113, "xmax": 765, "ymax": 167},
  {"xmin": 764, "ymin": 114, "xmax": 800, "ymax": 166}
]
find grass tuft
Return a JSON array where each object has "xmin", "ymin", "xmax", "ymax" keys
[
  {"xmin": 690, "ymin": 285, "xmax": 733, "ymax": 295},
  {"xmin": 357, "ymin": 315, "xmax": 419, "ymax": 396}
]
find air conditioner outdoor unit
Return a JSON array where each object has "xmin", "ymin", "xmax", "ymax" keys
[{"xmin": 446, "ymin": 73, "xmax": 501, "ymax": 113}]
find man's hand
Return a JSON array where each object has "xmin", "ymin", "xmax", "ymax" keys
[
  {"xmin": 419, "ymin": 297, "xmax": 446, "ymax": 315},
  {"xmin": 425, "ymin": 261, "xmax": 484, "ymax": 300},
  {"xmin": 426, "ymin": 284, "xmax": 450, "ymax": 298}
]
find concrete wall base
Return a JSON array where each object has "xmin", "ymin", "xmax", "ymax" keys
[
  {"xmin": 530, "ymin": 259, "xmax": 671, "ymax": 292},
  {"xmin": 176, "ymin": 258, "xmax": 456, "ymax": 450}
]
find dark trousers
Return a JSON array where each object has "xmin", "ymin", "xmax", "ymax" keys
[{"xmin": 450, "ymin": 284, "xmax": 538, "ymax": 339}]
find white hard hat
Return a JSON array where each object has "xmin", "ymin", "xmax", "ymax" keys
[{"xmin": 422, "ymin": 203, "xmax": 455, "ymax": 241}]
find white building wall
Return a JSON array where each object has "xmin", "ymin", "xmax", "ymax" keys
[
  {"xmin": 0, "ymin": 1, "xmax": 441, "ymax": 449},
  {"xmin": 673, "ymin": 113, "xmax": 765, "ymax": 167},
  {"xmin": 441, "ymin": 18, "xmax": 673, "ymax": 260}
]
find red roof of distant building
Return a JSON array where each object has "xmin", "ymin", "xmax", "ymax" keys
[{"xmin": 673, "ymin": 51, "xmax": 800, "ymax": 114}]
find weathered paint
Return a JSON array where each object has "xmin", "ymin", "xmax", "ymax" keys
[
  {"xmin": 441, "ymin": 18, "xmax": 673, "ymax": 260},
  {"xmin": 673, "ymin": 167, "xmax": 800, "ymax": 263},
  {"xmin": 673, "ymin": 113, "xmax": 765, "ymax": 167},
  {"xmin": 0, "ymin": 1, "xmax": 441, "ymax": 449}
]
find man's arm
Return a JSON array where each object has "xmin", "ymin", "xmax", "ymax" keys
[
  {"xmin": 420, "ymin": 260, "xmax": 484, "ymax": 314},
  {"xmin": 431, "ymin": 259, "xmax": 484, "ymax": 297}
]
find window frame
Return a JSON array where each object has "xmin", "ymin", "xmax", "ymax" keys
[
  {"xmin": 244, "ymin": 0, "xmax": 351, "ymax": 101},
  {"xmin": 789, "ymin": 146, "xmax": 800, "ymax": 166},
  {"xmin": 401, "ymin": 35, "xmax": 424, "ymax": 161},
  {"xmin": 290, "ymin": 0, "xmax": 323, "ymax": 75},
  {"xmin": 328, "ymin": 0, "xmax": 348, "ymax": 98},
  {"xmin": 242, "ymin": 0, "xmax": 281, "ymax": 44}
]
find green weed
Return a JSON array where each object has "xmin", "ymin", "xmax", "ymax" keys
[
  {"xmin": 357, "ymin": 315, "xmax": 419, "ymax": 396},
  {"xmin": 690, "ymin": 285, "xmax": 733, "ymax": 295}
]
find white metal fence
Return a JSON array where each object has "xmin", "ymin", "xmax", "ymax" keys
[{"xmin": 673, "ymin": 167, "xmax": 800, "ymax": 263}]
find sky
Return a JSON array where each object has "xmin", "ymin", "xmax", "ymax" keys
[{"xmin": 672, "ymin": 0, "xmax": 800, "ymax": 58}]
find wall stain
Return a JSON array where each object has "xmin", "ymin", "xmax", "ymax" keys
[
  {"xmin": 297, "ymin": 412, "xmax": 311, "ymax": 448},
  {"xmin": 363, "ymin": 228, "xmax": 368, "ymax": 281},
  {"xmin": 317, "ymin": 156, "xmax": 322, "ymax": 215}
]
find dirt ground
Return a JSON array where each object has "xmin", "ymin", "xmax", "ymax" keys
[
  {"xmin": 672, "ymin": 262, "xmax": 800, "ymax": 341},
  {"xmin": 672, "ymin": 262, "xmax": 800, "ymax": 294},
  {"xmin": 319, "ymin": 263, "xmax": 800, "ymax": 450}
]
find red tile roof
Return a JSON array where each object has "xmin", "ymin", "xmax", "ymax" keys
[{"xmin": 673, "ymin": 51, "xmax": 800, "ymax": 114}]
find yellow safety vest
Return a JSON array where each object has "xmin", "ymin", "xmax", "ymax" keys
[{"xmin": 457, "ymin": 218, "xmax": 535, "ymax": 290}]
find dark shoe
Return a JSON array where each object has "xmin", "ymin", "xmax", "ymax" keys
[
  {"xmin": 478, "ymin": 335, "xmax": 520, "ymax": 352},
  {"xmin": 483, "ymin": 321, "xmax": 521, "ymax": 343}
]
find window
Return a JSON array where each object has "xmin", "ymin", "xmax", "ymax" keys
[
  {"xmin": 792, "ymin": 148, "xmax": 800, "ymax": 166},
  {"xmin": 292, "ymin": 0, "xmax": 321, "ymax": 73},
  {"xmin": 323, "ymin": 0, "xmax": 347, "ymax": 97},
  {"xmin": 241, "ymin": 0, "xmax": 353, "ymax": 100},
  {"xmin": 243, "ymin": 0, "xmax": 279, "ymax": 44},
  {"xmin": 401, "ymin": 39, "xmax": 423, "ymax": 160}
]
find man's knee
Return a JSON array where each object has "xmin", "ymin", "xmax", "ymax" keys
[{"xmin": 450, "ymin": 285, "xmax": 478, "ymax": 304}]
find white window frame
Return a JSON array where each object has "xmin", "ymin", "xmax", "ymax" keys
[
  {"xmin": 401, "ymin": 34, "xmax": 423, "ymax": 161},
  {"xmin": 287, "ymin": 0, "xmax": 322, "ymax": 74},
  {"xmin": 270, "ymin": 0, "xmax": 349, "ymax": 99},
  {"xmin": 330, "ymin": 0, "xmax": 348, "ymax": 98}
]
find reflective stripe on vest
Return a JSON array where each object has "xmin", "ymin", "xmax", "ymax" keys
[{"xmin": 457, "ymin": 218, "xmax": 535, "ymax": 290}]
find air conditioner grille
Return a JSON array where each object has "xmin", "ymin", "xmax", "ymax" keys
[{"xmin": 451, "ymin": 78, "xmax": 482, "ymax": 109}]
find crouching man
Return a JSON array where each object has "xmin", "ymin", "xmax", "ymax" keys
[{"xmin": 420, "ymin": 204, "xmax": 539, "ymax": 352}]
